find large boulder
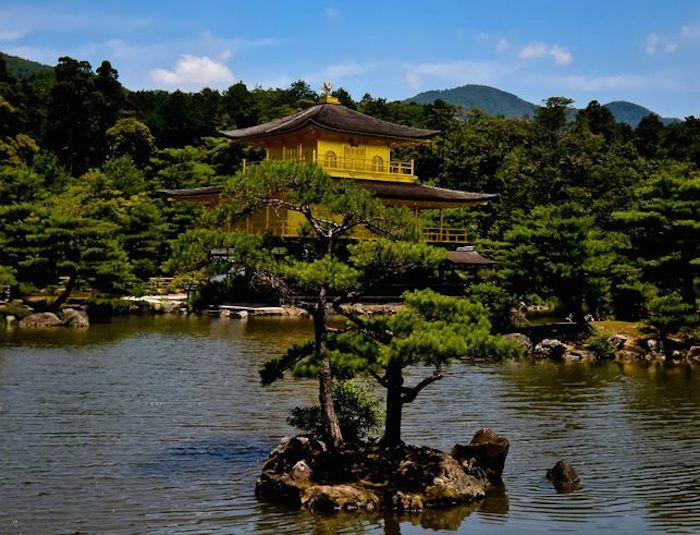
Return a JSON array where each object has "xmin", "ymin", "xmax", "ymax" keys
[
  {"xmin": 534, "ymin": 339, "xmax": 567, "ymax": 360},
  {"xmin": 546, "ymin": 460, "xmax": 580, "ymax": 492},
  {"xmin": 394, "ymin": 447, "xmax": 486, "ymax": 507},
  {"xmin": 62, "ymin": 308, "xmax": 90, "ymax": 328},
  {"xmin": 451, "ymin": 428, "xmax": 509, "ymax": 482},
  {"xmin": 18, "ymin": 312, "xmax": 63, "ymax": 328},
  {"xmin": 502, "ymin": 333, "xmax": 533, "ymax": 355}
]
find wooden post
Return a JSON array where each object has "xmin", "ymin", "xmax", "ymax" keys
[
  {"xmin": 410, "ymin": 159, "xmax": 414, "ymax": 176},
  {"xmin": 439, "ymin": 208, "xmax": 444, "ymax": 242},
  {"xmin": 242, "ymin": 158, "xmax": 246, "ymax": 173}
]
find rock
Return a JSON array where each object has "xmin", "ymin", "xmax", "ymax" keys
[
  {"xmin": 610, "ymin": 334, "xmax": 628, "ymax": 350},
  {"xmin": 503, "ymin": 333, "xmax": 533, "ymax": 355},
  {"xmin": 508, "ymin": 307, "xmax": 530, "ymax": 327},
  {"xmin": 687, "ymin": 346, "xmax": 700, "ymax": 363},
  {"xmin": 451, "ymin": 428, "xmax": 509, "ymax": 482},
  {"xmin": 563, "ymin": 347, "xmax": 594, "ymax": 362},
  {"xmin": 62, "ymin": 308, "xmax": 89, "ymax": 328},
  {"xmin": 301, "ymin": 484, "xmax": 380, "ymax": 512},
  {"xmin": 18, "ymin": 312, "xmax": 63, "ymax": 328},
  {"xmin": 647, "ymin": 339, "xmax": 663, "ymax": 354},
  {"xmin": 283, "ymin": 305, "xmax": 309, "ymax": 317},
  {"xmin": 390, "ymin": 491, "xmax": 424, "ymax": 512},
  {"xmin": 255, "ymin": 436, "xmax": 327, "ymax": 505},
  {"xmin": 231, "ymin": 310, "xmax": 249, "ymax": 319},
  {"xmin": 546, "ymin": 460, "xmax": 580, "ymax": 492},
  {"xmin": 534, "ymin": 339, "xmax": 567, "ymax": 360}
]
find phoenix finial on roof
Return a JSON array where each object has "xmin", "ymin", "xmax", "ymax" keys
[{"xmin": 321, "ymin": 81, "xmax": 333, "ymax": 96}]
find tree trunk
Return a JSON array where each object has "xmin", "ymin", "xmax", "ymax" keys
[
  {"xmin": 49, "ymin": 272, "xmax": 77, "ymax": 312},
  {"xmin": 383, "ymin": 360, "xmax": 404, "ymax": 448},
  {"xmin": 313, "ymin": 288, "xmax": 344, "ymax": 449}
]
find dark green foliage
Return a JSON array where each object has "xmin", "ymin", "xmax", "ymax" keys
[
  {"xmin": 584, "ymin": 330, "xmax": 617, "ymax": 362},
  {"xmin": 288, "ymin": 381, "xmax": 383, "ymax": 443},
  {"xmin": 645, "ymin": 292, "xmax": 698, "ymax": 340}
]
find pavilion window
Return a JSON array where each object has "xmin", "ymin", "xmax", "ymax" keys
[
  {"xmin": 324, "ymin": 150, "xmax": 337, "ymax": 168},
  {"xmin": 372, "ymin": 155, "xmax": 384, "ymax": 172}
]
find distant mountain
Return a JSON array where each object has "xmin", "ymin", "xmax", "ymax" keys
[
  {"xmin": 0, "ymin": 51, "xmax": 53, "ymax": 79},
  {"xmin": 406, "ymin": 84, "xmax": 678, "ymax": 127},
  {"xmin": 407, "ymin": 84, "xmax": 536, "ymax": 119},
  {"xmin": 603, "ymin": 101, "xmax": 677, "ymax": 127}
]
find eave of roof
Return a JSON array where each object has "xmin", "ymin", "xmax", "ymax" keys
[
  {"xmin": 446, "ymin": 250, "xmax": 496, "ymax": 265},
  {"xmin": 219, "ymin": 104, "xmax": 439, "ymax": 143},
  {"xmin": 160, "ymin": 180, "xmax": 495, "ymax": 205}
]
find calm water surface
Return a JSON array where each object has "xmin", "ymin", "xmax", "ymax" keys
[{"xmin": 1, "ymin": 316, "xmax": 699, "ymax": 534}]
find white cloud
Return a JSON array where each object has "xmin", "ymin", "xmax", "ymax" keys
[
  {"xmin": 496, "ymin": 37, "xmax": 509, "ymax": 52},
  {"xmin": 0, "ymin": 6, "xmax": 148, "ymax": 42},
  {"xmin": 530, "ymin": 73, "xmax": 679, "ymax": 92},
  {"xmin": 681, "ymin": 20, "xmax": 700, "ymax": 38},
  {"xmin": 150, "ymin": 54, "xmax": 234, "ymax": 89},
  {"xmin": 646, "ymin": 32, "xmax": 677, "ymax": 54},
  {"xmin": 324, "ymin": 6, "xmax": 339, "ymax": 19},
  {"xmin": 404, "ymin": 60, "xmax": 509, "ymax": 89},
  {"xmin": 549, "ymin": 46, "xmax": 572, "ymax": 65},
  {"xmin": 519, "ymin": 42, "xmax": 572, "ymax": 64}
]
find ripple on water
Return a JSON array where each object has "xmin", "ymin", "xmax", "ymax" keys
[{"xmin": 1, "ymin": 316, "xmax": 699, "ymax": 534}]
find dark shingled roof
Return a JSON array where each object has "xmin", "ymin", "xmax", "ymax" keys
[
  {"xmin": 446, "ymin": 250, "xmax": 496, "ymax": 265},
  {"xmin": 220, "ymin": 104, "xmax": 439, "ymax": 142},
  {"xmin": 161, "ymin": 180, "xmax": 495, "ymax": 205}
]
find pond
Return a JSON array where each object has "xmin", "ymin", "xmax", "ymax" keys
[{"xmin": 1, "ymin": 315, "xmax": 699, "ymax": 534}]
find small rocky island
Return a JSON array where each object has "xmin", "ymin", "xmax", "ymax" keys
[{"xmin": 256, "ymin": 428, "xmax": 509, "ymax": 513}]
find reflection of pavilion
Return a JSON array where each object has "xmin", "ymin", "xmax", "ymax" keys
[{"xmin": 164, "ymin": 91, "xmax": 495, "ymax": 266}]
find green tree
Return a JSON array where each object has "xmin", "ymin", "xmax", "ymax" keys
[
  {"xmin": 324, "ymin": 288, "xmax": 520, "ymax": 446},
  {"xmin": 106, "ymin": 117, "xmax": 156, "ymax": 165},
  {"xmin": 502, "ymin": 203, "xmax": 613, "ymax": 323},
  {"xmin": 645, "ymin": 292, "xmax": 698, "ymax": 356},
  {"xmin": 614, "ymin": 162, "xmax": 700, "ymax": 304}
]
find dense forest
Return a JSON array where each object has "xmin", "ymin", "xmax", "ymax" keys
[{"xmin": 0, "ymin": 55, "xmax": 698, "ymax": 329}]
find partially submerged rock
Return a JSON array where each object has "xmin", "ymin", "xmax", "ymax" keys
[
  {"xmin": 451, "ymin": 428, "xmax": 509, "ymax": 482},
  {"xmin": 546, "ymin": 460, "xmax": 581, "ymax": 492},
  {"xmin": 62, "ymin": 308, "xmax": 90, "ymax": 328},
  {"xmin": 534, "ymin": 339, "xmax": 567, "ymax": 360},
  {"xmin": 18, "ymin": 312, "xmax": 63, "ymax": 328}
]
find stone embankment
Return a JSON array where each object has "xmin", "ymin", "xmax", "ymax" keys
[
  {"xmin": 255, "ymin": 428, "xmax": 509, "ymax": 513},
  {"xmin": 504, "ymin": 330, "xmax": 700, "ymax": 365},
  {"xmin": 14, "ymin": 307, "xmax": 90, "ymax": 328}
]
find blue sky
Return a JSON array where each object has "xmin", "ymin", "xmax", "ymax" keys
[{"xmin": 2, "ymin": 0, "xmax": 700, "ymax": 117}]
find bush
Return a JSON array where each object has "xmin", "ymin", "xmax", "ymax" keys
[
  {"xmin": 464, "ymin": 281, "xmax": 513, "ymax": 332},
  {"xmin": 585, "ymin": 329, "xmax": 617, "ymax": 362},
  {"xmin": 288, "ymin": 380, "xmax": 383, "ymax": 443}
]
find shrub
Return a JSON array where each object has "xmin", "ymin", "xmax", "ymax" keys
[
  {"xmin": 585, "ymin": 329, "xmax": 617, "ymax": 362},
  {"xmin": 288, "ymin": 380, "xmax": 383, "ymax": 443},
  {"xmin": 464, "ymin": 281, "xmax": 513, "ymax": 332}
]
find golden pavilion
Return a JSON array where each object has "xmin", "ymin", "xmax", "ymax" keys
[{"xmin": 164, "ymin": 88, "xmax": 495, "ymax": 264}]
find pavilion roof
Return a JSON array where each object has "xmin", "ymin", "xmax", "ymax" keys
[
  {"xmin": 219, "ymin": 104, "xmax": 439, "ymax": 143},
  {"xmin": 161, "ymin": 179, "xmax": 495, "ymax": 206}
]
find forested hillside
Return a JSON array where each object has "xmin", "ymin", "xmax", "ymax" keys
[
  {"xmin": 0, "ymin": 55, "xmax": 698, "ymax": 329},
  {"xmin": 407, "ymin": 84, "xmax": 678, "ymax": 126}
]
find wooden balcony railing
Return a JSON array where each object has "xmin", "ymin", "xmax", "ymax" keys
[
  {"xmin": 241, "ymin": 155, "xmax": 415, "ymax": 178},
  {"xmin": 229, "ymin": 216, "xmax": 467, "ymax": 244}
]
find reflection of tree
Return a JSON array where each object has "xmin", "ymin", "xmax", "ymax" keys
[{"xmin": 622, "ymin": 364, "xmax": 700, "ymax": 533}]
